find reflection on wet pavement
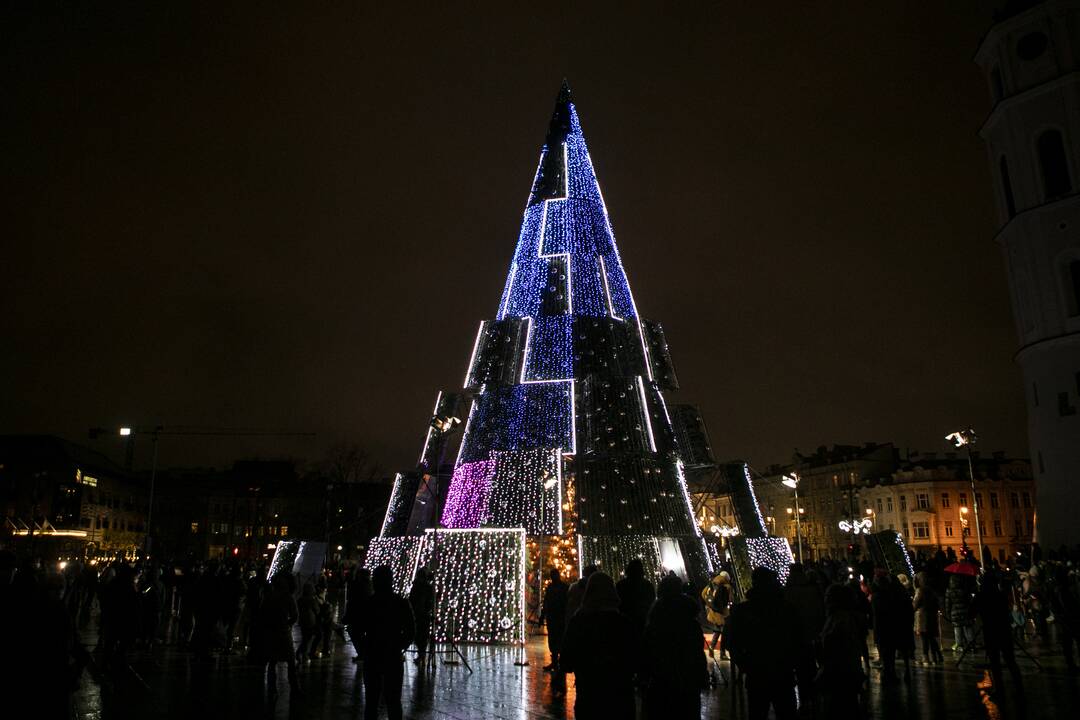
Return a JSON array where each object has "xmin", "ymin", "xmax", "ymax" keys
[{"xmin": 74, "ymin": 629, "xmax": 1080, "ymax": 719}]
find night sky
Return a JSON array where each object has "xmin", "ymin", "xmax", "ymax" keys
[{"xmin": 2, "ymin": 3, "xmax": 1024, "ymax": 475}]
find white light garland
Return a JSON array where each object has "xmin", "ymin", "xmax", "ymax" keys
[{"xmin": 417, "ymin": 528, "xmax": 526, "ymax": 644}]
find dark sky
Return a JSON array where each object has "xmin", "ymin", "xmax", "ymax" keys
[{"xmin": 2, "ymin": 2, "xmax": 1024, "ymax": 474}]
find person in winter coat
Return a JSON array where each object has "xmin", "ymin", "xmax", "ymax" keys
[
  {"xmin": 975, "ymin": 569, "xmax": 1023, "ymax": 693},
  {"xmin": 138, "ymin": 566, "xmax": 166, "ymax": 650},
  {"xmin": 615, "ymin": 558, "xmax": 655, "ymax": 633},
  {"xmin": 817, "ymin": 584, "xmax": 865, "ymax": 717},
  {"xmin": 644, "ymin": 574, "xmax": 708, "ymax": 719},
  {"xmin": 944, "ymin": 575, "xmax": 975, "ymax": 652},
  {"xmin": 316, "ymin": 585, "xmax": 334, "ymax": 657},
  {"xmin": 100, "ymin": 564, "xmax": 140, "ymax": 668},
  {"xmin": 561, "ymin": 572, "xmax": 639, "ymax": 720},
  {"xmin": 219, "ymin": 566, "xmax": 246, "ymax": 654},
  {"xmin": 564, "ymin": 564, "xmax": 597, "ymax": 621},
  {"xmin": 847, "ymin": 577, "xmax": 872, "ymax": 674},
  {"xmin": 871, "ymin": 573, "xmax": 914, "ymax": 682},
  {"xmin": 913, "ymin": 571, "xmax": 944, "ymax": 664},
  {"xmin": 539, "ymin": 568, "xmax": 569, "ymax": 671},
  {"xmin": 343, "ymin": 567, "xmax": 372, "ymax": 663},
  {"xmin": 702, "ymin": 571, "xmax": 732, "ymax": 656},
  {"xmin": 355, "ymin": 565, "xmax": 414, "ymax": 720},
  {"xmin": 258, "ymin": 572, "xmax": 301, "ymax": 695},
  {"xmin": 1049, "ymin": 564, "xmax": 1080, "ymax": 672},
  {"xmin": 783, "ymin": 563, "xmax": 825, "ymax": 708},
  {"xmin": 408, "ymin": 567, "xmax": 435, "ymax": 666},
  {"xmin": 725, "ymin": 567, "xmax": 802, "ymax": 720},
  {"xmin": 296, "ymin": 582, "xmax": 320, "ymax": 661}
]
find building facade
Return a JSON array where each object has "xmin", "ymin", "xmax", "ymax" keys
[
  {"xmin": 693, "ymin": 443, "xmax": 1036, "ymax": 565},
  {"xmin": 0, "ymin": 435, "xmax": 147, "ymax": 559},
  {"xmin": 753, "ymin": 444, "xmax": 899, "ymax": 561},
  {"xmin": 976, "ymin": 0, "xmax": 1080, "ymax": 549},
  {"xmin": 861, "ymin": 452, "xmax": 1034, "ymax": 565},
  {"xmin": 154, "ymin": 460, "xmax": 391, "ymax": 563}
]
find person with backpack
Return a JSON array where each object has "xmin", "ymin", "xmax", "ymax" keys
[{"xmin": 701, "ymin": 571, "xmax": 732, "ymax": 656}]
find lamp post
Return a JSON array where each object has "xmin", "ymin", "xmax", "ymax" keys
[
  {"xmin": 92, "ymin": 425, "xmax": 315, "ymax": 560},
  {"xmin": 782, "ymin": 474, "xmax": 804, "ymax": 563},
  {"xmin": 947, "ymin": 429, "xmax": 985, "ymax": 570},
  {"xmin": 116, "ymin": 425, "xmax": 161, "ymax": 557}
]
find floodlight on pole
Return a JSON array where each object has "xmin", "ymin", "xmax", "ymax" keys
[
  {"xmin": 781, "ymin": 474, "xmax": 804, "ymax": 563},
  {"xmin": 948, "ymin": 427, "xmax": 985, "ymax": 570}
]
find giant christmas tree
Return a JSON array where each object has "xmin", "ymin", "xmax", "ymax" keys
[{"xmin": 369, "ymin": 83, "xmax": 731, "ymax": 642}]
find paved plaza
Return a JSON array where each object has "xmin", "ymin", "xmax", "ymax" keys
[{"xmin": 74, "ymin": 625, "xmax": 1079, "ymax": 720}]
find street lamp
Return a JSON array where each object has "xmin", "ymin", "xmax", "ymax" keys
[
  {"xmin": 959, "ymin": 505, "xmax": 972, "ymax": 557},
  {"xmin": 782, "ymin": 474, "xmax": 804, "ymax": 563},
  {"xmin": 947, "ymin": 428, "xmax": 985, "ymax": 570}
]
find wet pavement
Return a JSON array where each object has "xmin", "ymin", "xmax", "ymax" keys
[{"xmin": 74, "ymin": 626, "xmax": 1080, "ymax": 719}]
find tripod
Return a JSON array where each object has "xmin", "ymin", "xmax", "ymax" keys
[{"xmin": 955, "ymin": 622, "xmax": 1042, "ymax": 671}]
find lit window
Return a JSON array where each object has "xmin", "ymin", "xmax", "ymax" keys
[
  {"xmin": 280, "ymin": 526, "xmax": 288, "ymax": 537},
  {"xmin": 190, "ymin": 522, "xmax": 199, "ymax": 534}
]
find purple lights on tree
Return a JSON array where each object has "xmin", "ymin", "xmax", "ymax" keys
[{"xmin": 441, "ymin": 459, "xmax": 496, "ymax": 529}]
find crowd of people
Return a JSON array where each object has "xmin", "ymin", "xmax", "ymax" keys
[
  {"xmin": 2, "ymin": 543, "xmax": 1079, "ymax": 720},
  {"xmin": 536, "ymin": 547, "xmax": 1080, "ymax": 720}
]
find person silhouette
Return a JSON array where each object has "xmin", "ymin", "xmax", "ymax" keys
[
  {"xmin": 561, "ymin": 572, "xmax": 638, "ymax": 719},
  {"xmin": 344, "ymin": 567, "xmax": 372, "ymax": 663},
  {"xmin": 565, "ymin": 564, "xmax": 597, "ymax": 620},
  {"xmin": 616, "ymin": 559, "xmax": 655, "ymax": 633},
  {"xmin": 408, "ymin": 567, "xmax": 434, "ymax": 666},
  {"xmin": 540, "ymin": 568, "xmax": 569, "ymax": 672},
  {"xmin": 725, "ymin": 567, "xmax": 801, "ymax": 720},
  {"xmin": 355, "ymin": 565, "xmax": 414, "ymax": 720},
  {"xmin": 258, "ymin": 571, "xmax": 302, "ymax": 696},
  {"xmin": 643, "ymin": 574, "xmax": 707, "ymax": 719},
  {"xmin": 817, "ymin": 584, "xmax": 865, "ymax": 716}
]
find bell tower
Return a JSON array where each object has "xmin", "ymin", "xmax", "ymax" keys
[{"xmin": 976, "ymin": 0, "xmax": 1080, "ymax": 550}]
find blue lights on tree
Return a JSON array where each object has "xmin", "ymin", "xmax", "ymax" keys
[{"xmin": 379, "ymin": 82, "xmax": 724, "ymax": 599}]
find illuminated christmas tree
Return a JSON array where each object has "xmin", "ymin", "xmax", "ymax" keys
[{"xmin": 371, "ymin": 83, "xmax": 717, "ymax": 641}]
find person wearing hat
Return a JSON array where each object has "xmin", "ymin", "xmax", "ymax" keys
[{"xmin": 701, "ymin": 571, "xmax": 732, "ymax": 656}]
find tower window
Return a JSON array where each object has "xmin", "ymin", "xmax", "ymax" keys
[
  {"xmin": 1058, "ymin": 391, "xmax": 1076, "ymax": 416},
  {"xmin": 990, "ymin": 66, "xmax": 1004, "ymax": 103},
  {"xmin": 1037, "ymin": 130, "xmax": 1071, "ymax": 199},
  {"xmin": 1016, "ymin": 32, "xmax": 1049, "ymax": 61},
  {"xmin": 1000, "ymin": 156, "xmax": 1016, "ymax": 217},
  {"xmin": 1066, "ymin": 260, "xmax": 1080, "ymax": 316}
]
